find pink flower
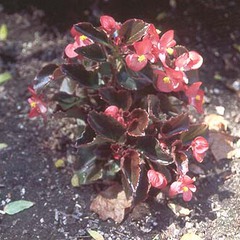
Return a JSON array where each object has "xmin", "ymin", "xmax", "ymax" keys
[
  {"xmin": 191, "ymin": 136, "xmax": 209, "ymax": 162},
  {"xmin": 175, "ymin": 51, "xmax": 203, "ymax": 71},
  {"xmin": 28, "ymin": 87, "xmax": 47, "ymax": 119},
  {"xmin": 185, "ymin": 82, "xmax": 204, "ymax": 113},
  {"xmin": 158, "ymin": 30, "xmax": 176, "ymax": 66},
  {"xmin": 126, "ymin": 38, "xmax": 154, "ymax": 72},
  {"xmin": 158, "ymin": 30, "xmax": 176, "ymax": 53},
  {"xmin": 145, "ymin": 24, "xmax": 160, "ymax": 45},
  {"xmin": 155, "ymin": 67, "xmax": 184, "ymax": 93},
  {"xmin": 169, "ymin": 175, "xmax": 196, "ymax": 201},
  {"xmin": 104, "ymin": 105, "xmax": 126, "ymax": 126},
  {"xmin": 100, "ymin": 15, "xmax": 120, "ymax": 34},
  {"xmin": 64, "ymin": 26, "xmax": 93, "ymax": 58},
  {"xmin": 147, "ymin": 169, "xmax": 167, "ymax": 189}
]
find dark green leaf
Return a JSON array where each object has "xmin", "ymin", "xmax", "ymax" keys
[
  {"xmin": 99, "ymin": 62, "xmax": 112, "ymax": 77},
  {"xmin": 74, "ymin": 23, "xmax": 109, "ymax": 46},
  {"xmin": 173, "ymin": 45, "xmax": 188, "ymax": 57},
  {"xmin": 127, "ymin": 109, "xmax": 149, "ymax": 136},
  {"xmin": 88, "ymin": 111, "xmax": 126, "ymax": 142},
  {"xmin": 137, "ymin": 136, "xmax": 173, "ymax": 165},
  {"xmin": 59, "ymin": 78, "xmax": 76, "ymax": 94},
  {"xmin": 74, "ymin": 141, "xmax": 115, "ymax": 185},
  {"xmin": 74, "ymin": 143, "xmax": 98, "ymax": 170},
  {"xmin": 161, "ymin": 113, "xmax": 190, "ymax": 137},
  {"xmin": 99, "ymin": 87, "xmax": 132, "ymax": 110},
  {"xmin": 121, "ymin": 150, "xmax": 150, "ymax": 204},
  {"xmin": 181, "ymin": 124, "xmax": 208, "ymax": 145},
  {"xmin": 146, "ymin": 94, "xmax": 162, "ymax": 118},
  {"xmin": 76, "ymin": 124, "xmax": 95, "ymax": 146},
  {"xmin": 158, "ymin": 93, "xmax": 179, "ymax": 115},
  {"xmin": 33, "ymin": 64, "xmax": 60, "ymax": 92},
  {"xmin": 118, "ymin": 19, "xmax": 149, "ymax": 45},
  {"xmin": 61, "ymin": 64, "xmax": 99, "ymax": 88},
  {"xmin": 52, "ymin": 92, "xmax": 79, "ymax": 110},
  {"xmin": 75, "ymin": 44, "xmax": 107, "ymax": 62},
  {"xmin": 75, "ymin": 163, "xmax": 104, "ymax": 185},
  {"xmin": 117, "ymin": 68, "xmax": 152, "ymax": 90},
  {"xmin": 133, "ymin": 164, "xmax": 150, "ymax": 205}
]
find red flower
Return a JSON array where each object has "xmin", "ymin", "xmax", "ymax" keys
[
  {"xmin": 147, "ymin": 169, "xmax": 167, "ymax": 189},
  {"xmin": 191, "ymin": 136, "xmax": 209, "ymax": 162},
  {"xmin": 145, "ymin": 24, "xmax": 160, "ymax": 45},
  {"xmin": 158, "ymin": 30, "xmax": 176, "ymax": 66},
  {"xmin": 65, "ymin": 26, "xmax": 93, "ymax": 58},
  {"xmin": 175, "ymin": 51, "xmax": 203, "ymax": 71},
  {"xmin": 104, "ymin": 105, "xmax": 126, "ymax": 126},
  {"xmin": 158, "ymin": 30, "xmax": 176, "ymax": 52},
  {"xmin": 155, "ymin": 67, "xmax": 184, "ymax": 93},
  {"xmin": 185, "ymin": 82, "xmax": 204, "ymax": 113},
  {"xmin": 100, "ymin": 15, "xmax": 120, "ymax": 34},
  {"xmin": 126, "ymin": 38, "xmax": 154, "ymax": 72},
  {"xmin": 169, "ymin": 175, "xmax": 196, "ymax": 201},
  {"xmin": 28, "ymin": 87, "xmax": 47, "ymax": 119}
]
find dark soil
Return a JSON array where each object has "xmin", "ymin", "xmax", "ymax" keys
[{"xmin": 0, "ymin": 1, "xmax": 240, "ymax": 239}]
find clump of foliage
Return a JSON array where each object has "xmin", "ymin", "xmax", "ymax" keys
[{"xmin": 28, "ymin": 16, "xmax": 208, "ymax": 222}]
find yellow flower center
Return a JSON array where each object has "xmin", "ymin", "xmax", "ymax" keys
[
  {"xmin": 163, "ymin": 76, "xmax": 170, "ymax": 84},
  {"xmin": 30, "ymin": 102, "xmax": 37, "ymax": 108},
  {"xmin": 182, "ymin": 186, "xmax": 189, "ymax": 192},
  {"xmin": 167, "ymin": 47, "xmax": 174, "ymax": 55},
  {"xmin": 138, "ymin": 55, "xmax": 146, "ymax": 62},
  {"xmin": 80, "ymin": 35, "xmax": 88, "ymax": 41},
  {"xmin": 195, "ymin": 95, "xmax": 201, "ymax": 101}
]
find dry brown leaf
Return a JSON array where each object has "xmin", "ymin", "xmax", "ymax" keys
[
  {"xmin": 209, "ymin": 131, "xmax": 234, "ymax": 161},
  {"xmin": 204, "ymin": 114, "xmax": 228, "ymax": 131},
  {"xmin": 90, "ymin": 184, "xmax": 132, "ymax": 223},
  {"xmin": 167, "ymin": 202, "xmax": 192, "ymax": 217}
]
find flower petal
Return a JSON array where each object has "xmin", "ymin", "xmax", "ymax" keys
[
  {"xmin": 169, "ymin": 181, "xmax": 182, "ymax": 197},
  {"xmin": 126, "ymin": 54, "xmax": 147, "ymax": 72},
  {"xmin": 182, "ymin": 189, "xmax": 193, "ymax": 201},
  {"xmin": 134, "ymin": 38, "xmax": 152, "ymax": 55}
]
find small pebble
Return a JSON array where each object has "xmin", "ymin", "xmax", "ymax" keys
[{"xmin": 215, "ymin": 106, "xmax": 225, "ymax": 115}]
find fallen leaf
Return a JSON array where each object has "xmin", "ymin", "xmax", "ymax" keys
[
  {"xmin": 4, "ymin": 200, "xmax": 34, "ymax": 215},
  {"xmin": 71, "ymin": 174, "xmax": 80, "ymax": 187},
  {"xmin": 87, "ymin": 229, "xmax": 104, "ymax": 240},
  {"xmin": 90, "ymin": 183, "xmax": 132, "ymax": 223},
  {"xmin": 0, "ymin": 72, "xmax": 12, "ymax": 85},
  {"xmin": 181, "ymin": 233, "xmax": 202, "ymax": 240},
  {"xmin": 0, "ymin": 143, "xmax": 8, "ymax": 150},
  {"xmin": 204, "ymin": 114, "xmax": 228, "ymax": 131},
  {"xmin": 213, "ymin": 72, "xmax": 222, "ymax": 81},
  {"xmin": 167, "ymin": 202, "xmax": 191, "ymax": 217},
  {"xmin": 54, "ymin": 159, "xmax": 65, "ymax": 168},
  {"xmin": 209, "ymin": 131, "xmax": 235, "ymax": 160},
  {"xmin": 0, "ymin": 24, "xmax": 8, "ymax": 41}
]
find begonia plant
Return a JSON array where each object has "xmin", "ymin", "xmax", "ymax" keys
[{"xmin": 28, "ymin": 16, "xmax": 209, "ymax": 221}]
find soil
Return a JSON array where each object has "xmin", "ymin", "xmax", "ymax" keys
[{"xmin": 0, "ymin": 0, "xmax": 240, "ymax": 239}]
